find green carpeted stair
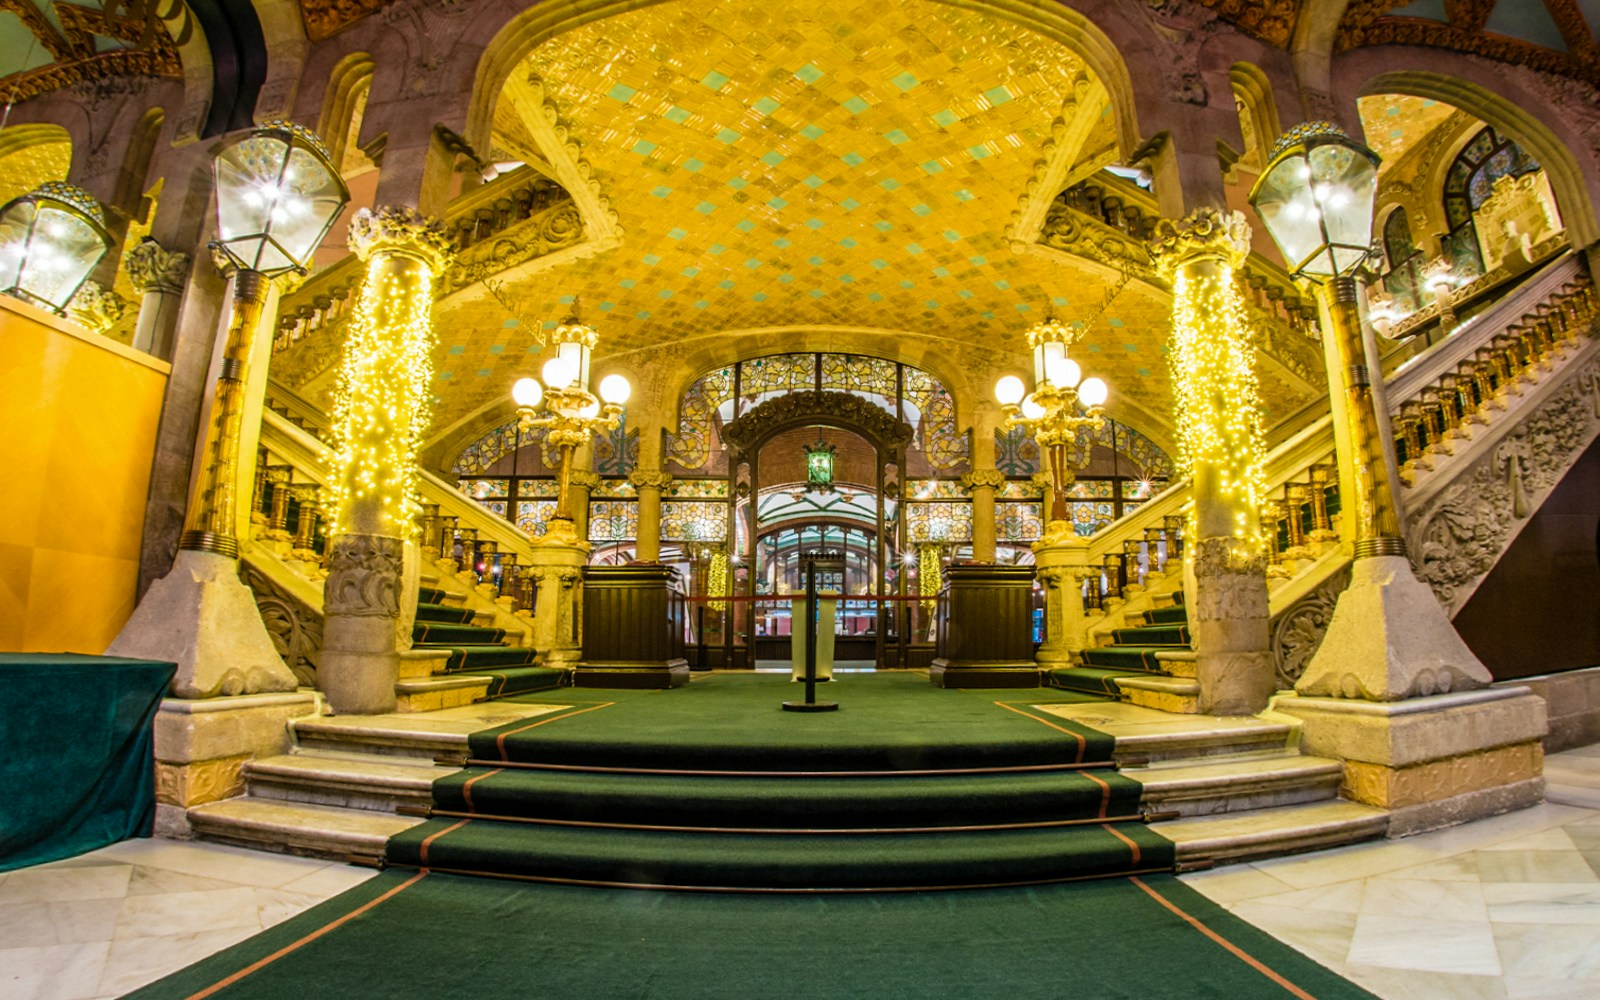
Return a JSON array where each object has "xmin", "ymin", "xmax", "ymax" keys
[
  {"xmin": 411, "ymin": 585, "xmax": 563, "ymax": 698},
  {"xmin": 385, "ymin": 674, "xmax": 1175, "ymax": 890},
  {"xmin": 1051, "ymin": 591, "xmax": 1188, "ymax": 698}
]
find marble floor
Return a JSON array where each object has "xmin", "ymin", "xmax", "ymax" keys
[{"xmin": 5, "ymin": 746, "xmax": 1600, "ymax": 999}]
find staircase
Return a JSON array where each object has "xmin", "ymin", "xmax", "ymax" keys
[
  {"xmin": 1050, "ymin": 591, "xmax": 1200, "ymax": 713},
  {"xmin": 407, "ymin": 583, "xmax": 562, "ymax": 702}
]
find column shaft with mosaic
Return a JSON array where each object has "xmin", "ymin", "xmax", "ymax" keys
[
  {"xmin": 1149, "ymin": 209, "xmax": 1274, "ymax": 716},
  {"xmin": 320, "ymin": 207, "xmax": 454, "ymax": 715},
  {"xmin": 630, "ymin": 470, "xmax": 674, "ymax": 563},
  {"xmin": 961, "ymin": 468, "xmax": 1006, "ymax": 563}
]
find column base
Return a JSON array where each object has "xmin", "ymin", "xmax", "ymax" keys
[
  {"xmin": 928, "ymin": 660, "xmax": 1041, "ymax": 688},
  {"xmin": 108, "ymin": 549, "xmax": 299, "ymax": 699},
  {"xmin": 572, "ymin": 659, "xmax": 691, "ymax": 689}
]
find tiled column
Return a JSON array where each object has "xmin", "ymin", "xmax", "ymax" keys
[{"xmin": 630, "ymin": 470, "xmax": 672, "ymax": 562}]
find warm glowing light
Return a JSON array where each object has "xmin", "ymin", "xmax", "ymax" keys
[
  {"xmin": 542, "ymin": 355, "xmax": 576, "ymax": 388},
  {"xmin": 1046, "ymin": 356, "xmax": 1080, "ymax": 388},
  {"xmin": 598, "ymin": 373, "xmax": 631, "ymax": 404},
  {"xmin": 512, "ymin": 377, "xmax": 543, "ymax": 408},
  {"xmin": 918, "ymin": 544, "xmax": 942, "ymax": 609},
  {"xmin": 1077, "ymin": 376, "xmax": 1108, "ymax": 407},
  {"xmin": 1020, "ymin": 395, "xmax": 1046, "ymax": 421},
  {"xmin": 707, "ymin": 550, "xmax": 729, "ymax": 611},
  {"xmin": 994, "ymin": 375, "xmax": 1025, "ymax": 406}
]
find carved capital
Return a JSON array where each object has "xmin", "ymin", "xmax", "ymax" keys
[
  {"xmin": 323, "ymin": 533, "xmax": 404, "ymax": 618},
  {"xmin": 348, "ymin": 206, "xmax": 456, "ymax": 272},
  {"xmin": 1149, "ymin": 208, "xmax": 1252, "ymax": 279},
  {"xmin": 568, "ymin": 469, "xmax": 602, "ymax": 492},
  {"xmin": 65, "ymin": 280, "xmax": 130, "ymax": 334},
  {"xmin": 960, "ymin": 469, "xmax": 1007, "ymax": 492},
  {"xmin": 629, "ymin": 470, "xmax": 674, "ymax": 493},
  {"xmin": 123, "ymin": 239, "xmax": 191, "ymax": 294}
]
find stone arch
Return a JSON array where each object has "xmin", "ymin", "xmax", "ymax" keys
[
  {"xmin": 317, "ymin": 52, "xmax": 377, "ymax": 172},
  {"xmin": 1229, "ymin": 62, "xmax": 1283, "ymax": 170},
  {"xmin": 1337, "ymin": 57, "xmax": 1600, "ymax": 249},
  {"xmin": 461, "ymin": 0, "xmax": 1162, "ymax": 167}
]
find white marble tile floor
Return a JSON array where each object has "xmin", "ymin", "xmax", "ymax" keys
[{"xmin": 8, "ymin": 748, "xmax": 1600, "ymax": 999}]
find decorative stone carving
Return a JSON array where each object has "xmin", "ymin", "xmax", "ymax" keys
[
  {"xmin": 323, "ymin": 534, "xmax": 403, "ymax": 618},
  {"xmin": 65, "ymin": 280, "xmax": 130, "ymax": 335},
  {"xmin": 568, "ymin": 469, "xmax": 602, "ymax": 491},
  {"xmin": 628, "ymin": 470, "xmax": 674, "ymax": 492},
  {"xmin": 960, "ymin": 469, "xmax": 1007, "ymax": 492},
  {"xmin": 239, "ymin": 558, "xmax": 323, "ymax": 687},
  {"xmin": 1270, "ymin": 564, "xmax": 1353, "ymax": 690},
  {"xmin": 123, "ymin": 239, "xmax": 191, "ymax": 294},
  {"xmin": 441, "ymin": 201, "xmax": 585, "ymax": 295},
  {"xmin": 1038, "ymin": 199, "xmax": 1156, "ymax": 281},
  {"xmin": 348, "ymin": 206, "xmax": 455, "ymax": 270},
  {"xmin": 721, "ymin": 390, "xmax": 913, "ymax": 456},
  {"xmin": 1149, "ymin": 208, "xmax": 1252, "ymax": 277},
  {"xmin": 1410, "ymin": 356, "xmax": 1600, "ymax": 613}
]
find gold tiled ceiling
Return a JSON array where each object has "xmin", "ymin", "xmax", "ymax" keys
[
  {"xmin": 427, "ymin": 0, "xmax": 1318, "ymax": 434},
  {"xmin": 1357, "ymin": 94, "xmax": 1461, "ymax": 171}
]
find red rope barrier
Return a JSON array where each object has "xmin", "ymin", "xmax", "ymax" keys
[{"xmin": 683, "ymin": 593, "xmax": 935, "ymax": 604}]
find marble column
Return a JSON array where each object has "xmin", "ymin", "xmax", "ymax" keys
[
  {"xmin": 962, "ymin": 469, "xmax": 1005, "ymax": 563},
  {"xmin": 1149, "ymin": 209, "xmax": 1273, "ymax": 716},
  {"xmin": 630, "ymin": 470, "xmax": 672, "ymax": 563},
  {"xmin": 528, "ymin": 553, "xmax": 586, "ymax": 670},
  {"xmin": 1032, "ymin": 537, "xmax": 1093, "ymax": 669},
  {"xmin": 123, "ymin": 238, "xmax": 191, "ymax": 359},
  {"xmin": 569, "ymin": 467, "xmax": 600, "ymax": 543},
  {"xmin": 320, "ymin": 208, "xmax": 454, "ymax": 714}
]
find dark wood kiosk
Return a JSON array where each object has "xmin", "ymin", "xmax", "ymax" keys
[
  {"xmin": 928, "ymin": 564, "xmax": 1040, "ymax": 688},
  {"xmin": 574, "ymin": 564, "xmax": 690, "ymax": 688}
]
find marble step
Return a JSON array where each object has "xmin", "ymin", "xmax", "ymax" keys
[
  {"xmin": 1118, "ymin": 675, "xmax": 1200, "ymax": 715},
  {"xmin": 1131, "ymin": 753, "xmax": 1344, "ymax": 817},
  {"xmin": 244, "ymin": 750, "xmax": 454, "ymax": 813},
  {"xmin": 291, "ymin": 703, "xmax": 562, "ymax": 758},
  {"xmin": 1154, "ymin": 799, "xmax": 1389, "ymax": 866},
  {"xmin": 393, "ymin": 674, "xmax": 492, "ymax": 713},
  {"xmin": 187, "ymin": 797, "xmax": 424, "ymax": 861}
]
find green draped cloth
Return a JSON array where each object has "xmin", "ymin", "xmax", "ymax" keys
[{"xmin": 0, "ymin": 653, "xmax": 175, "ymax": 872}]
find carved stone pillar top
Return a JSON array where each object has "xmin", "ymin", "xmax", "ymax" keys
[
  {"xmin": 629, "ymin": 470, "xmax": 674, "ymax": 493},
  {"xmin": 960, "ymin": 469, "xmax": 1007, "ymax": 493},
  {"xmin": 123, "ymin": 239, "xmax": 192, "ymax": 295},
  {"xmin": 348, "ymin": 206, "xmax": 456, "ymax": 272},
  {"xmin": 1148, "ymin": 208, "xmax": 1251, "ymax": 278},
  {"xmin": 568, "ymin": 469, "xmax": 602, "ymax": 492},
  {"xmin": 65, "ymin": 280, "xmax": 130, "ymax": 334}
]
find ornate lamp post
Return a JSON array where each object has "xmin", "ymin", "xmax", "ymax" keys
[
  {"xmin": 109, "ymin": 122, "xmax": 349, "ymax": 700},
  {"xmin": 993, "ymin": 315, "xmax": 1109, "ymax": 533},
  {"xmin": 510, "ymin": 307, "xmax": 630, "ymax": 546},
  {"xmin": 1251, "ymin": 121, "xmax": 1490, "ymax": 700},
  {"xmin": 0, "ymin": 181, "xmax": 112, "ymax": 314}
]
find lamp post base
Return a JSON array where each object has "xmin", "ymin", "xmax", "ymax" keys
[{"xmin": 1295, "ymin": 555, "xmax": 1494, "ymax": 701}]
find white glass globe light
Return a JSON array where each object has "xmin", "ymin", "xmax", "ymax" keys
[
  {"xmin": 511, "ymin": 377, "xmax": 543, "ymax": 408},
  {"xmin": 1045, "ymin": 355, "xmax": 1081, "ymax": 388},
  {"xmin": 579, "ymin": 399, "xmax": 601, "ymax": 419},
  {"xmin": 994, "ymin": 375, "xmax": 1026, "ymax": 406},
  {"xmin": 598, "ymin": 373, "xmax": 632, "ymax": 404},
  {"xmin": 1020, "ymin": 395, "xmax": 1046, "ymax": 421},
  {"xmin": 1078, "ymin": 376, "xmax": 1108, "ymax": 407},
  {"xmin": 542, "ymin": 355, "xmax": 576, "ymax": 388}
]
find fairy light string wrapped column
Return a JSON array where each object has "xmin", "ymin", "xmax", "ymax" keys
[
  {"xmin": 1149, "ymin": 209, "xmax": 1274, "ymax": 716},
  {"xmin": 320, "ymin": 207, "xmax": 454, "ymax": 715}
]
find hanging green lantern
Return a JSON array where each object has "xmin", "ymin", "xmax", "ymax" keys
[{"xmin": 803, "ymin": 439, "xmax": 836, "ymax": 493}]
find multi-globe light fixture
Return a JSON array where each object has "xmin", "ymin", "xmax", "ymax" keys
[
  {"xmin": 993, "ymin": 315, "xmax": 1110, "ymax": 525},
  {"xmin": 511, "ymin": 305, "xmax": 631, "ymax": 537}
]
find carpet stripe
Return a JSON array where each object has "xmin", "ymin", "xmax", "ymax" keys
[
  {"xmin": 1130, "ymin": 876, "xmax": 1320, "ymax": 1000},
  {"xmin": 493, "ymin": 703, "xmax": 616, "ymax": 761},
  {"xmin": 1085, "ymin": 770, "xmax": 1112, "ymax": 818},
  {"xmin": 418, "ymin": 818, "xmax": 470, "ymax": 866},
  {"xmin": 992, "ymin": 701, "xmax": 1088, "ymax": 762},
  {"xmin": 1103, "ymin": 823, "xmax": 1141, "ymax": 866},
  {"xmin": 182, "ymin": 871, "xmax": 427, "ymax": 1000},
  {"xmin": 460, "ymin": 769, "xmax": 502, "ymax": 813}
]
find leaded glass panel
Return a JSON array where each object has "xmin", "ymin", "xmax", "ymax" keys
[
  {"xmin": 907, "ymin": 501, "xmax": 972, "ymax": 543},
  {"xmin": 589, "ymin": 500, "xmax": 639, "ymax": 541}
]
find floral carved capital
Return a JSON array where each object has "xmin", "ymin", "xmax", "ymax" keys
[
  {"xmin": 1148, "ymin": 208, "xmax": 1252, "ymax": 279},
  {"xmin": 123, "ymin": 239, "xmax": 191, "ymax": 294},
  {"xmin": 628, "ymin": 470, "xmax": 674, "ymax": 493},
  {"xmin": 349, "ymin": 206, "xmax": 456, "ymax": 272},
  {"xmin": 960, "ymin": 469, "xmax": 1007, "ymax": 492},
  {"xmin": 323, "ymin": 533, "xmax": 404, "ymax": 618}
]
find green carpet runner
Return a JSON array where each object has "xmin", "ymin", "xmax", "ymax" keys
[
  {"xmin": 410, "ymin": 585, "xmax": 562, "ymax": 697},
  {"xmin": 1051, "ymin": 590, "xmax": 1187, "ymax": 698},
  {"xmin": 385, "ymin": 674, "xmax": 1174, "ymax": 890}
]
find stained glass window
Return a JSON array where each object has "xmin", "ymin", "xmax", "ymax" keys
[
  {"xmin": 588, "ymin": 500, "xmax": 639, "ymax": 542},
  {"xmin": 516, "ymin": 500, "xmax": 557, "ymax": 536},
  {"xmin": 1442, "ymin": 125, "xmax": 1540, "ymax": 281},
  {"xmin": 661, "ymin": 501, "xmax": 728, "ymax": 542},
  {"xmin": 997, "ymin": 502, "xmax": 1043, "ymax": 542},
  {"xmin": 907, "ymin": 502, "xmax": 973, "ymax": 543}
]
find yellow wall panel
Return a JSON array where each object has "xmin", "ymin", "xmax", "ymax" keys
[{"xmin": 0, "ymin": 297, "xmax": 170, "ymax": 653}]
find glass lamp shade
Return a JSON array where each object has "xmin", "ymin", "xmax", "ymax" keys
[
  {"xmin": 1020, "ymin": 395, "xmax": 1046, "ymax": 421},
  {"xmin": 552, "ymin": 339, "xmax": 591, "ymax": 389},
  {"xmin": 994, "ymin": 375, "xmax": 1026, "ymax": 406},
  {"xmin": 541, "ymin": 355, "xmax": 576, "ymax": 388},
  {"xmin": 211, "ymin": 121, "xmax": 349, "ymax": 275},
  {"xmin": 1046, "ymin": 355, "xmax": 1081, "ymax": 389},
  {"xmin": 598, "ymin": 373, "xmax": 631, "ymax": 404},
  {"xmin": 0, "ymin": 182, "xmax": 112, "ymax": 313},
  {"xmin": 1031, "ymin": 337, "xmax": 1068, "ymax": 386},
  {"xmin": 511, "ymin": 377, "xmax": 543, "ymax": 408},
  {"xmin": 1077, "ymin": 376, "xmax": 1108, "ymax": 407},
  {"xmin": 1250, "ymin": 122, "xmax": 1379, "ymax": 280}
]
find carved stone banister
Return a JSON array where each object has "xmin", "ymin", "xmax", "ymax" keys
[{"xmin": 273, "ymin": 256, "xmax": 363, "ymax": 354}]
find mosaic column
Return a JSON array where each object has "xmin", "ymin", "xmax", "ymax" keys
[
  {"xmin": 961, "ymin": 469, "xmax": 1005, "ymax": 563},
  {"xmin": 1149, "ymin": 209, "xmax": 1273, "ymax": 716},
  {"xmin": 630, "ymin": 470, "xmax": 673, "ymax": 562},
  {"xmin": 123, "ymin": 238, "xmax": 190, "ymax": 358},
  {"xmin": 321, "ymin": 208, "xmax": 454, "ymax": 715}
]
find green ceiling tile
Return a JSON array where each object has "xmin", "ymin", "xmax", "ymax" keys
[
  {"xmin": 744, "ymin": 258, "xmax": 763, "ymax": 269},
  {"xmin": 695, "ymin": 201, "xmax": 717, "ymax": 214},
  {"xmin": 1087, "ymin": 344, "xmax": 1102, "ymax": 352},
  {"xmin": 475, "ymin": 369, "xmax": 491, "ymax": 378},
  {"xmin": 873, "ymin": 221, "xmax": 893, "ymax": 232},
  {"xmin": 969, "ymin": 255, "xmax": 988, "ymax": 266},
  {"xmin": 870, "ymin": 259, "xmax": 888, "ymax": 269},
  {"xmin": 843, "ymin": 96, "xmax": 870, "ymax": 114},
  {"xmin": 957, "ymin": 290, "xmax": 974, "ymax": 299},
  {"xmin": 695, "ymin": 300, "xmax": 710, "ymax": 310},
  {"xmin": 1051, "ymin": 296, "xmax": 1069, "ymax": 307},
  {"xmin": 447, "ymin": 345, "xmax": 465, "ymax": 355},
  {"xmin": 807, "ymin": 255, "xmax": 824, "ymax": 266},
  {"xmin": 1014, "ymin": 303, "xmax": 1032, "ymax": 312},
  {"xmin": 840, "ymin": 198, "xmax": 860, "ymax": 211},
  {"xmin": 598, "ymin": 302, "xmax": 615, "ymax": 312},
  {"xmin": 891, "ymin": 71, "xmax": 920, "ymax": 91},
  {"xmin": 701, "ymin": 71, "xmax": 730, "ymax": 90},
  {"xmin": 641, "ymin": 254, "xmax": 661, "ymax": 265},
  {"xmin": 761, "ymin": 151, "xmax": 785, "ymax": 166},
  {"xmin": 883, "ymin": 129, "xmax": 910, "ymax": 145},
  {"xmin": 659, "ymin": 289, "xmax": 674, "ymax": 299},
  {"xmin": 619, "ymin": 278, "xmax": 637, "ymax": 288},
  {"xmin": 716, "ymin": 128, "xmax": 741, "ymax": 144},
  {"xmin": 1138, "ymin": 368, "xmax": 1152, "ymax": 377},
  {"xmin": 437, "ymin": 371, "xmax": 452, "ymax": 379},
  {"xmin": 804, "ymin": 218, "xmax": 824, "ymax": 230},
  {"xmin": 899, "ymin": 279, "xmax": 915, "ymax": 289},
  {"xmin": 682, "ymin": 158, "xmax": 705, "ymax": 172},
  {"xmin": 1108, "ymin": 317, "xmax": 1125, "ymax": 327},
  {"xmin": 752, "ymin": 292, "xmax": 768, "ymax": 302},
  {"xmin": 489, "ymin": 344, "xmax": 505, "ymax": 354},
  {"xmin": 984, "ymin": 85, "xmax": 1013, "ymax": 106},
  {"xmin": 841, "ymin": 151, "xmax": 865, "ymax": 167},
  {"xmin": 709, "ymin": 244, "xmax": 729, "ymax": 255},
  {"xmin": 779, "ymin": 273, "xmax": 796, "ymax": 283},
  {"xmin": 650, "ymin": 186, "xmax": 672, "ymax": 198},
  {"xmin": 802, "ymin": 174, "xmax": 824, "ymax": 188},
  {"xmin": 799, "ymin": 124, "xmax": 826, "ymax": 140},
  {"xmin": 633, "ymin": 139, "xmax": 657, "ymax": 156},
  {"xmin": 753, "ymin": 96, "xmax": 781, "ymax": 115},
  {"xmin": 500, "ymin": 319, "xmax": 519, "ymax": 329},
  {"xmin": 879, "ymin": 178, "xmax": 900, "ymax": 191},
  {"xmin": 682, "ymin": 266, "xmax": 700, "ymax": 277},
  {"xmin": 923, "ymin": 300, "xmax": 939, "ymax": 309},
  {"xmin": 981, "ymin": 311, "xmax": 995, "ymax": 320},
  {"xmin": 912, "ymin": 204, "xmax": 933, "ymax": 216},
  {"xmin": 809, "ymin": 289, "xmax": 825, "ymax": 298},
  {"xmin": 635, "ymin": 310, "xmax": 652, "ymax": 319},
  {"xmin": 931, "ymin": 109, "xmax": 959, "ymax": 128},
  {"xmin": 838, "ymin": 237, "xmax": 857, "ymax": 249},
  {"xmin": 664, "ymin": 105, "xmax": 691, "ymax": 124},
  {"xmin": 726, "ymin": 177, "xmax": 748, "ymax": 190},
  {"xmin": 992, "ymin": 279, "xmax": 1010, "ymax": 290},
  {"xmin": 954, "ymin": 189, "xmax": 974, "ymax": 201},
  {"xmin": 667, "ymin": 227, "xmax": 687, "ymax": 239},
  {"xmin": 795, "ymin": 64, "xmax": 824, "ymax": 84},
  {"xmin": 1123, "ymin": 343, "xmax": 1138, "ymax": 352},
  {"xmin": 921, "ymin": 160, "xmax": 943, "ymax": 174},
  {"xmin": 943, "ymin": 230, "xmax": 961, "ymax": 241},
  {"xmin": 768, "ymin": 197, "xmax": 788, "ymax": 210},
  {"xmin": 735, "ymin": 220, "xmax": 756, "ymax": 232},
  {"xmin": 867, "ymin": 292, "xmax": 884, "ymax": 302},
  {"xmin": 968, "ymin": 145, "xmax": 993, "ymax": 160},
  {"xmin": 932, "ymin": 266, "xmax": 949, "ymax": 277},
  {"xmin": 838, "ymin": 274, "xmax": 855, "ymax": 283},
  {"xmin": 773, "ymin": 238, "xmax": 792, "ymax": 249},
  {"xmin": 718, "ymin": 279, "xmax": 735, "ymax": 289},
  {"xmin": 608, "ymin": 83, "xmax": 637, "ymax": 103}
]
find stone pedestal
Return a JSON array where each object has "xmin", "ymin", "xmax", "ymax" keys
[
  {"xmin": 929, "ymin": 564, "xmax": 1039, "ymax": 688},
  {"xmin": 152, "ymin": 691, "xmax": 319, "ymax": 837},
  {"xmin": 1032, "ymin": 533, "xmax": 1092, "ymax": 668},
  {"xmin": 528, "ymin": 534, "xmax": 588, "ymax": 672},
  {"xmin": 576, "ymin": 564, "xmax": 690, "ymax": 688},
  {"xmin": 107, "ymin": 550, "xmax": 299, "ymax": 699},
  {"xmin": 1296, "ymin": 555, "xmax": 1494, "ymax": 700},
  {"xmin": 320, "ymin": 533, "xmax": 406, "ymax": 715},
  {"xmin": 1276, "ymin": 687, "xmax": 1547, "ymax": 835},
  {"xmin": 1188, "ymin": 536, "xmax": 1274, "ymax": 716}
]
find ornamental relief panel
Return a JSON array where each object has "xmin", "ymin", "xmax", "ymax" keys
[{"xmin": 240, "ymin": 558, "xmax": 324, "ymax": 687}]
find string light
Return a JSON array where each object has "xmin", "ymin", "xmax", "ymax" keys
[
  {"xmin": 327, "ymin": 253, "xmax": 439, "ymax": 535},
  {"xmin": 918, "ymin": 543, "xmax": 942, "ymax": 609},
  {"xmin": 707, "ymin": 550, "xmax": 729, "ymax": 612},
  {"xmin": 1166, "ymin": 261, "xmax": 1268, "ymax": 550}
]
